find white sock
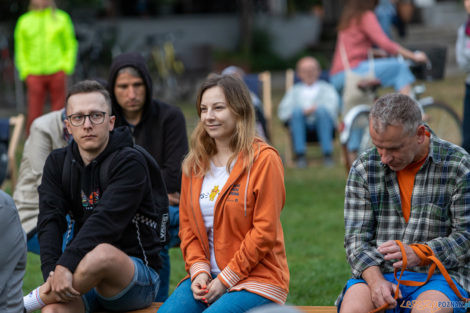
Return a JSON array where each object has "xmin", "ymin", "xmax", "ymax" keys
[{"xmin": 23, "ymin": 287, "xmax": 45, "ymax": 313}]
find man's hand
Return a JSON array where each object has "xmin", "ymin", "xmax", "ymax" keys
[
  {"xmin": 303, "ymin": 105, "xmax": 317, "ymax": 116},
  {"xmin": 362, "ymin": 266, "xmax": 402, "ymax": 310},
  {"xmin": 50, "ymin": 265, "xmax": 80, "ymax": 302},
  {"xmin": 206, "ymin": 277, "xmax": 227, "ymax": 304},
  {"xmin": 191, "ymin": 273, "xmax": 210, "ymax": 302},
  {"xmin": 368, "ymin": 279, "xmax": 401, "ymax": 309},
  {"xmin": 168, "ymin": 192, "xmax": 180, "ymax": 206},
  {"xmin": 377, "ymin": 240, "xmax": 421, "ymax": 268}
]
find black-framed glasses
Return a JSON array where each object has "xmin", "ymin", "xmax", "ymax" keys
[{"xmin": 67, "ymin": 111, "xmax": 107, "ymax": 126}]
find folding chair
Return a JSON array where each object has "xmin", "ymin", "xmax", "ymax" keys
[{"xmin": 0, "ymin": 114, "xmax": 25, "ymax": 192}]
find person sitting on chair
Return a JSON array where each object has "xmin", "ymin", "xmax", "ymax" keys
[
  {"xmin": 278, "ymin": 56, "xmax": 339, "ymax": 167},
  {"xmin": 23, "ymin": 80, "xmax": 165, "ymax": 313},
  {"xmin": 338, "ymin": 93, "xmax": 470, "ymax": 313},
  {"xmin": 221, "ymin": 65, "xmax": 270, "ymax": 142},
  {"xmin": 107, "ymin": 52, "xmax": 188, "ymax": 301},
  {"xmin": 13, "ymin": 109, "xmax": 71, "ymax": 254}
]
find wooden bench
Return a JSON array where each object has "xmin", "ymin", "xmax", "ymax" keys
[{"xmin": 101, "ymin": 303, "xmax": 337, "ymax": 313}]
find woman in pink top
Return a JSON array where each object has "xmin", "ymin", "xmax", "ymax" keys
[{"xmin": 329, "ymin": 0, "xmax": 427, "ymax": 96}]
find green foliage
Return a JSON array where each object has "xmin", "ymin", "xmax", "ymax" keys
[{"xmin": 287, "ymin": 0, "xmax": 323, "ymax": 14}]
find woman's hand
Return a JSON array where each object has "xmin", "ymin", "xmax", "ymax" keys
[
  {"xmin": 412, "ymin": 51, "xmax": 429, "ymax": 64},
  {"xmin": 191, "ymin": 273, "xmax": 210, "ymax": 301},
  {"xmin": 205, "ymin": 278, "xmax": 227, "ymax": 304}
]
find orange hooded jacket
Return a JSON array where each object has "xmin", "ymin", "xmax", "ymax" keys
[{"xmin": 179, "ymin": 140, "xmax": 289, "ymax": 304}]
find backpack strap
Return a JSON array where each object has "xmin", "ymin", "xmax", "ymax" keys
[
  {"xmin": 98, "ymin": 148, "xmax": 121, "ymax": 192},
  {"xmin": 62, "ymin": 149, "xmax": 77, "ymax": 214}
]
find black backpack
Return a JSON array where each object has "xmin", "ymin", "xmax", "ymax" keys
[{"xmin": 61, "ymin": 144, "xmax": 169, "ymax": 247}]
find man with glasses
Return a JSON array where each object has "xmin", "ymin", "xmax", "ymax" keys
[{"xmin": 23, "ymin": 80, "xmax": 164, "ymax": 313}]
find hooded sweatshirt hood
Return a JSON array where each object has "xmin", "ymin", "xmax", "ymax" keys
[
  {"xmin": 108, "ymin": 52, "xmax": 153, "ymax": 125},
  {"xmin": 106, "ymin": 53, "xmax": 189, "ymax": 194}
]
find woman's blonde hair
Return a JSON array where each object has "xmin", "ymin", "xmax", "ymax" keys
[{"xmin": 183, "ymin": 74, "xmax": 256, "ymax": 177}]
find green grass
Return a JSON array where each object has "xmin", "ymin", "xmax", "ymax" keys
[{"xmin": 18, "ymin": 72, "xmax": 467, "ymax": 306}]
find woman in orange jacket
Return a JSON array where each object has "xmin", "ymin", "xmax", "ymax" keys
[{"xmin": 159, "ymin": 74, "xmax": 289, "ymax": 312}]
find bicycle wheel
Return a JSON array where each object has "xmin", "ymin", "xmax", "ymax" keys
[
  {"xmin": 421, "ymin": 101, "xmax": 462, "ymax": 146},
  {"xmin": 340, "ymin": 104, "xmax": 372, "ymax": 153}
]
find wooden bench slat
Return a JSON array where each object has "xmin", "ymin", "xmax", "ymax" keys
[
  {"xmin": 296, "ymin": 306, "xmax": 337, "ymax": 313},
  {"xmin": 100, "ymin": 302, "xmax": 336, "ymax": 313}
]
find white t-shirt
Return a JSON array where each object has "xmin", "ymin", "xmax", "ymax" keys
[{"xmin": 199, "ymin": 162, "xmax": 231, "ymax": 275}]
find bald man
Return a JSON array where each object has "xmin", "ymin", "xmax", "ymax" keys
[{"xmin": 278, "ymin": 57, "xmax": 340, "ymax": 167}]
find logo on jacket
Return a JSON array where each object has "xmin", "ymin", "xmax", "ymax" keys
[
  {"xmin": 81, "ymin": 189, "xmax": 100, "ymax": 210},
  {"xmin": 209, "ymin": 185, "xmax": 220, "ymax": 201},
  {"xmin": 227, "ymin": 184, "xmax": 240, "ymax": 202}
]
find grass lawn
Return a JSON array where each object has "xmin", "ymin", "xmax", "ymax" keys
[{"xmin": 17, "ymin": 72, "xmax": 466, "ymax": 307}]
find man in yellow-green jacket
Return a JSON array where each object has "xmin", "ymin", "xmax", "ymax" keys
[{"xmin": 14, "ymin": 0, "xmax": 77, "ymax": 133}]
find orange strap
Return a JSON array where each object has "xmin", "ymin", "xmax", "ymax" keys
[{"xmin": 368, "ymin": 240, "xmax": 469, "ymax": 313}]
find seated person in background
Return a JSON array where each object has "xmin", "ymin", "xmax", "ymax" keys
[
  {"xmin": 23, "ymin": 80, "xmax": 166, "ymax": 313},
  {"xmin": 0, "ymin": 190, "xmax": 26, "ymax": 313},
  {"xmin": 338, "ymin": 93, "xmax": 470, "ymax": 313},
  {"xmin": 13, "ymin": 109, "xmax": 71, "ymax": 253},
  {"xmin": 107, "ymin": 52, "xmax": 188, "ymax": 301},
  {"xmin": 278, "ymin": 56, "xmax": 339, "ymax": 168},
  {"xmin": 159, "ymin": 74, "xmax": 289, "ymax": 313},
  {"xmin": 221, "ymin": 65, "xmax": 269, "ymax": 141}
]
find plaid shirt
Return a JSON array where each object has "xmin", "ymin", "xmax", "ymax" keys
[{"xmin": 344, "ymin": 134, "xmax": 470, "ymax": 293}]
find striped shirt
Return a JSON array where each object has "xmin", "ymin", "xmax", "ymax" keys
[{"xmin": 344, "ymin": 133, "xmax": 470, "ymax": 293}]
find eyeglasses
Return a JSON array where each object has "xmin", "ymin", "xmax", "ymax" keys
[{"xmin": 67, "ymin": 111, "xmax": 107, "ymax": 126}]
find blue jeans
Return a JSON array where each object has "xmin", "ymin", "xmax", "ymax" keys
[
  {"xmin": 159, "ymin": 278, "xmax": 274, "ymax": 313},
  {"xmin": 27, "ymin": 215, "xmax": 74, "ymax": 254},
  {"xmin": 83, "ymin": 256, "xmax": 160, "ymax": 313},
  {"xmin": 156, "ymin": 205, "xmax": 180, "ymax": 302},
  {"xmin": 330, "ymin": 57, "xmax": 415, "ymax": 96},
  {"xmin": 289, "ymin": 106, "xmax": 334, "ymax": 156},
  {"xmin": 337, "ymin": 272, "xmax": 469, "ymax": 313},
  {"xmin": 462, "ymin": 83, "xmax": 470, "ymax": 153}
]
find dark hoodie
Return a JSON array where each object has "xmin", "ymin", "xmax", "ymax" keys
[
  {"xmin": 38, "ymin": 127, "xmax": 162, "ymax": 280},
  {"xmin": 108, "ymin": 53, "xmax": 188, "ymax": 194}
]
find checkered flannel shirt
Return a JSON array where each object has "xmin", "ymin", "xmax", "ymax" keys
[{"xmin": 344, "ymin": 134, "xmax": 470, "ymax": 293}]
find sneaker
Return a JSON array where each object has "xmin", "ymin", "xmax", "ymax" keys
[{"xmin": 296, "ymin": 156, "xmax": 307, "ymax": 168}]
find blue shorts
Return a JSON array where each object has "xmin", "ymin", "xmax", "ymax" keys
[
  {"xmin": 337, "ymin": 272, "xmax": 469, "ymax": 313},
  {"xmin": 82, "ymin": 256, "xmax": 160, "ymax": 313}
]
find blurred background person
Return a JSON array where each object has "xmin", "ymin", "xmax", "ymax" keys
[
  {"xmin": 13, "ymin": 109, "xmax": 71, "ymax": 254},
  {"xmin": 329, "ymin": 0, "xmax": 427, "ymax": 97},
  {"xmin": 14, "ymin": 0, "xmax": 77, "ymax": 134},
  {"xmin": 221, "ymin": 65, "xmax": 269, "ymax": 142},
  {"xmin": 456, "ymin": 0, "xmax": 470, "ymax": 153},
  {"xmin": 329, "ymin": 0, "xmax": 427, "ymax": 160},
  {"xmin": 278, "ymin": 56, "xmax": 339, "ymax": 168}
]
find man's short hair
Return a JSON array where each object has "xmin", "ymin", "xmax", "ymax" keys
[
  {"xmin": 65, "ymin": 80, "xmax": 112, "ymax": 114},
  {"xmin": 370, "ymin": 93, "xmax": 422, "ymax": 135},
  {"xmin": 116, "ymin": 66, "xmax": 142, "ymax": 80}
]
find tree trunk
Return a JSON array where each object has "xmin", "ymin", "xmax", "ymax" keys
[{"xmin": 238, "ymin": 0, "xmax": 254, "ymax": 56}]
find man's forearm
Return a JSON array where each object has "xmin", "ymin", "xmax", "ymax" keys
[{"xmin": 362, "ymin": 266, "xmax": 385, "ymax": 286}]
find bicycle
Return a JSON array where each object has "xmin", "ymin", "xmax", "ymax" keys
[
  {"xmin": 340, "ymin": 62, "xmax": 463, "ymax": 171},
  {"xmin": 140, "ymin": 32, "xmax": 190, "ymax": 102}
]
